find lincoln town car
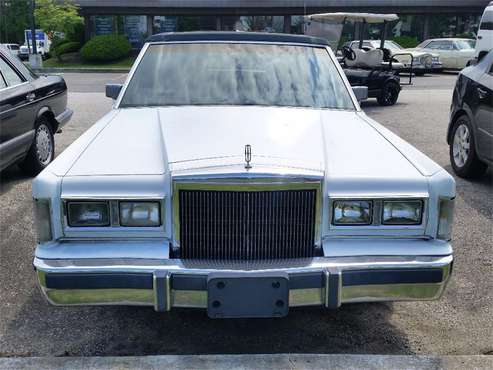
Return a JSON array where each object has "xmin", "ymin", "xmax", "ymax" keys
[{"xmin": 32, "ymin": 32, "xmax": 455, "ymax": 318}]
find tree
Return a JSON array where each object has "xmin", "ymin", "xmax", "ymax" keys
[
  {"xmin": 34, "ymin": 0, "xmax": 83, "ymax": 38},
  {"xmin": 0, "ymin": 0, "xmax": 30, "ymax": 44}
]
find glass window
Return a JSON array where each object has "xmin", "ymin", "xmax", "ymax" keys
[
  {"xmin": 235, "ymin": 16, "xmax": 284, "ymax": 33},
  {"xmin": 122, "ymin": 15, "xmax": 147, "ymax": 49},
  {"xmin": 455, "ymin": 40, "xmax": 475, "ymax": 50},
  {"xmin": 90, "ymin": 15, "xmax": 114, "ymax": 36},
  {"xmin": 0, "ymin": 73, "xmax": 6, "ymax": 89},
  {"xmin": 153, "ymin": 16, "xmax": 178, "ymax": 33},
  {"xmin": 0, "ymin": 57, "xmax": 23, "ymax": 87},
  {"xmin": 120, "ymin": 43, "xmax": 355, "ymax": 110}
]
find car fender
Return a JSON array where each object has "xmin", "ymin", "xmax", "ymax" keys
[
  {"xmin": 36, "ymin": 105, "xmax": 57, "ymax": 131},
  {"xmin": 447, "ymin": 101, "xmax": 477, "ymax": 152}
]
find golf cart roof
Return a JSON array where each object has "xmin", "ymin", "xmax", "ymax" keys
[{"xmin": 306, "ymin": 13, "xmax": 399, "ymax": 24}]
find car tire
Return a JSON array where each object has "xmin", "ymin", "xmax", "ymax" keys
[
  {"xmin": 449, "ymin": 115, "xmax": 487, "ymax": 179},
  {"xmin": 414, "ymin": 70, "xmax": 425, "ymax": 76},
  {"xmin": 19, "ymin": 117, "xmax": 55, "ymax": 176},
  {"xmin": 377, "ymin": 81, "xmax": 400, "ymax": 106}
]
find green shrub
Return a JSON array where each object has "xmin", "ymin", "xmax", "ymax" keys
[
  {"xmin": 80, "ymin": 34, "xmax": 131, "ymax": 62},
  {"xmin": 392, "ymin": 36, "xmax": 419, "ymax": 48},
  {"xmin": 56, "ymin": 41, "xmax": 81, "ymax": 55}
]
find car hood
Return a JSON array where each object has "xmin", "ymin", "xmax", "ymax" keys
[{"xmin": 61, "ymin": 107, "xmax": 424, "ymax": 185}]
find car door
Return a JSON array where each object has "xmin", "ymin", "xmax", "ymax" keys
[
  {"xmin": 425, "ymin": 41, "xmax": 454, "ymax": 68},
  {"xmin": 475, "ymin": 61, "xmax": 493, "ymax": 163},
  {"xmin": 0, "ymin": 53, "xmax": 36, "ymax": 170}
]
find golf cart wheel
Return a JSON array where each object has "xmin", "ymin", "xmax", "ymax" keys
[
  {"xmin": 449, "ymin": 115, "xmax": 487, "ymax": 179},
  {"xmin": 377, "ymin": 81, "xmax": 400, "ymax": 106}
]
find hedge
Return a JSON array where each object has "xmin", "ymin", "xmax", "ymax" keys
[
  {"xmin": 55, "ymin": 41, "xmax": 81, "ymax": 56},
  {"xmin": 392, "ymin": 36, "xmax": 419, "ymax": 49},
  {"xmin": 80, "ymin": 35, "xmax": 131, "ymax": 62}
]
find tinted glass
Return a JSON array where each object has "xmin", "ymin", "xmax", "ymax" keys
[
  {"xmin": 121, "ymin": 43, "xmax": 355, "ymax": 110},
  {"xmin": 0, "ymin": 57, "xmax": 23, "ymax": 87}
]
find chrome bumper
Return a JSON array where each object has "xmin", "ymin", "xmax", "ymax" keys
[
  {"xmin": 34, "ymin": 254, "xmax": 453, "ymax": 312},
  {"xmin": 55, "ymin": 108, "xmax": 73, "ymax": 130}
]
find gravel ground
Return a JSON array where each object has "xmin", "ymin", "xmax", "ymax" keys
[{"xmin": 0, "ymin": 73, "xmax": 491, "ymax": 357}]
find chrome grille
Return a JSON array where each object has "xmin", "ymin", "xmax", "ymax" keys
[{"xmin": 178, "ymin": 189, "xmax": 317, "ymax": 260}]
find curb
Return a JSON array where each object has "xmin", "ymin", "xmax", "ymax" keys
[
  {"xmin": 34, "ymin": 67, "xmax": 130, "ymax": 73},
  {"xmin": 0, "ymin": 354, "xmax": 492, "ymax": 370}
]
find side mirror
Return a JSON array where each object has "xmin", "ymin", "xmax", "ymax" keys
[
  {"xmin": 105, "ymin": 84, "xmax": 123, "ymax": 100},
  {"xmin": 352, "ymin": 86, "xmax": 368, "ymax": 102}
]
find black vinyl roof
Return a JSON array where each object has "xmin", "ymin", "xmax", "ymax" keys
[{"xmin": 146, "ymin": 31, "xmax": 330, "ymax": 46}]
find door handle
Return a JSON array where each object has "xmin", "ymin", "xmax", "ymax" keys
[
  {"xmin": 26, "ymin": 92, "xmax": 35, "ymax": 102},
  {"xmin": 477, "ymin": 87, "xmax": 488, "ymax": 99}
]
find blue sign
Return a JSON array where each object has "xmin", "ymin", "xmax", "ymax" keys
[{"xmin": 24, "ymin": 30, "xmax": 45, "ymax": 41}]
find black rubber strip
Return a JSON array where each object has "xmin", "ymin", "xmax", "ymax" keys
[
  {"xmin": 45, "ymin": 273, "xmax": 153, "ymax": 290},
  {"xmin": 342, "ymin": 269, "xmax": 443, "ymax": 286}
]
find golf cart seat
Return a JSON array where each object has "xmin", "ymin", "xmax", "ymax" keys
[{"xmin": 345, "ymin": 48, "xmax": 384, "ymax": 68}]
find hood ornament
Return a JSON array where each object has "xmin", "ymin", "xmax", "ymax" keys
[{"xmin": 244, "ymin": 144, "xmax": 252, "ymax": 170}]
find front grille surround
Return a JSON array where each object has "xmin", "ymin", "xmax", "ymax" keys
[{"xmin": 172, "ymin": 181, "xmax": 322, "ymax": 261}]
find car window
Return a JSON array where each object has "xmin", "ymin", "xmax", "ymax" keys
[
  {"xmin": 424, "ymin": 41, "xmax": 439, "ymax": 49},
  {"xmin": 121, "ymin": 43, "xmax": 355, "ymax": 110},
  {"xmin": 0, "ymin": 57, "xmax": 24, "ymax": 87},
  {"xmin": 490, "ymin": 62, "xmax": 493, "ymax": 75},
  {"xmin": 455, "ymin": 40, "xmax": 475, "ymax": 50}
]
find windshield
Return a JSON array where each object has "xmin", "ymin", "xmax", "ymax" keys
[
  {"xmin": 383, "ymin": 41, "xmax": 403, "ymax": 50},
  {"xmin": 455, "ymin": 40, "xmax": 475, "ymax": 50},
  {"xmin": 120, "ymin": 43, "xmax": 355, "ymax": 110}
]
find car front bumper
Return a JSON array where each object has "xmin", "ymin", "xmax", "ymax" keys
[
  {"xmin": 34, "ymin": 242, "xmax": 453, "ymax": 313},
  {"xmin": 55, "ymin": 108, "xmax": 73, "ymax": 130}
]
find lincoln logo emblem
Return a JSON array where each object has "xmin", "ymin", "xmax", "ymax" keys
[{"xmin": 244, "ymin": 144, "xmax": 252, "ymax": 169}]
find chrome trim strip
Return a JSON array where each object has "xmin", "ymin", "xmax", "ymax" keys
[{"xmin": 171, "ymin": 179, "xmax": 323, "ymax": 249}]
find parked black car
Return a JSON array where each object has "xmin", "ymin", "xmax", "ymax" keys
[
  {"xmin": 448, "ymin": 50, "xmax": 493, "ymax": 178},
  {"xmin": 0, "ymin": 45, "xmax": 72, "ymax": 175}
]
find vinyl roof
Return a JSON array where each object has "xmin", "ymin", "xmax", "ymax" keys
[{"xmin": 146, "ymin": 31, "xmax": 330, "ymax": 45}]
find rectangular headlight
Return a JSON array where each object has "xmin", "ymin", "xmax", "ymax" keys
[
  {"xmin": 34, "ymin": 199, "xmax": 52, "ymax": 242},
  {"xmin": 119, "ymin": 201, "xmax": 161, "ymax": 227},
  {"xmin": 437, "ymin": 198, "xmax": 455, "ymax": 241},
  {"xmin": 382, "ymin": 200, "xmax": 423, "ymax": 225},
  {"xmin": 332, "ymin": 200, "xmax": 372, "ymax": 225},
  {"xmin": 67, "ymin": 201, "xmax": 110, "ymax": 227}
]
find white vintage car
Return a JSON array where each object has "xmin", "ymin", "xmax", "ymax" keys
[{"xmin": 33, "ymin": 32, "xmax": 455, "ymax": 318}]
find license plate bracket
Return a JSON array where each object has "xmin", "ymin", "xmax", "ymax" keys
[{"xmin": 207, "ymin": 272, "xmax": 289, "ymax": 318}]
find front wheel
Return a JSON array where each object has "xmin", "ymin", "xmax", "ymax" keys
[
  {"xmin": 449, "ymin": 115, "xmax": 487, "ymax": 178},
  {"xmin": 377, "ymin": 81, "xmax": 400, "ymax": 106},
  {"xmin": 19, "ymin": 117, "xmax": 55, "ymax": 175}
]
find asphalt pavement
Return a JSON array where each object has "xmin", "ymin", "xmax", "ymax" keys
[{"xmin": 0, "ymin": 72, "xmax": 491, "ymax": 357}]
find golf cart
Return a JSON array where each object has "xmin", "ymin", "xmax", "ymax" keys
[{"xmin": 305, "ymin": 13, "xmax": 414, "ymax": 106}]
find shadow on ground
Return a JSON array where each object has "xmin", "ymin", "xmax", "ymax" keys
[
  {"xmin": 3, "ymin": 290, "xmax": 413, "ymax": 357},
  {"xmin": 0, "ymin": 166, "xmax": 31, "ymax": 196}
]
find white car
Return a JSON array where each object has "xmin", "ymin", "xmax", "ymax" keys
[
  {"xmin": 32, "ymin": 32, "xmax": 455, "ymax": 318},
  {"xmin": 347, "ymin": 40, "xmax": 441, "ymax": 75},
  {"xmin": 416, "ymin": 38, "xmax": 476, "ymax": 70},
  {"xmin": 1, "ymin": 43, "xmax": 20, "ymax": 56}
]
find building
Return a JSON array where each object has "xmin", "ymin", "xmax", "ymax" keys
[{"xmin": 76, "ymin": 0, "xmax": 490, "ymax": 48}]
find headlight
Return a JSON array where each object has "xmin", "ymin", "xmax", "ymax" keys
[
  {"xmin": 382, "ymin": 200, "xmax": 423, "ymax": 225},
  {"xmin": 119, "ymin": 201, "xmax": 161, "ymax": 227},
  {"xmin": 34, "ymin": 198, "xmax": 52, "ymax": 242},
  {"xmin": 437, "ymin": 198, "xmax": 455, "ymax": 241},
  {"xmin": 67, "ymin": 201, "xmax": 110, "ymax": 227},
  {"xmin": 332, "ymin": 200, "xmax": 372, "ymax": 225}
]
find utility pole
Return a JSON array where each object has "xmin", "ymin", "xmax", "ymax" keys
[{"xmin": 29, "ymin": 0, "xmax": 37, "ymax": 54}]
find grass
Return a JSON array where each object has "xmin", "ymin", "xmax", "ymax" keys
[{"xmin": 41, "ymin": 55, "xmax": 136, "ymax": 69}]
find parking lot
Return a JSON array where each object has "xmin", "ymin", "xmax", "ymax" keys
[{"xmin": 0, "ymin": 72, "xmax": 492, "ymax": 357}]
